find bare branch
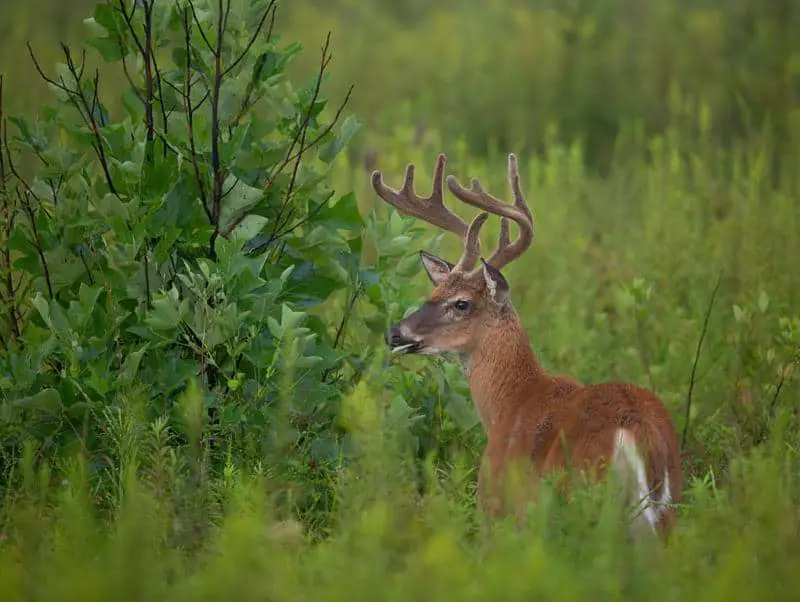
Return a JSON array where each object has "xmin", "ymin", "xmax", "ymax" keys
[
  {"xmin": 17, "ymin": 189, "xmax": 54, "ymax": 300},
  {"xmin": 180, "ymin": 5, "xmax": 211, "ymax": 222},
  {"xmin": 221, "ymin": 32, "xmax": 352, "ymax": 244},
  {"xmin": 0, "ymin": 75, "xmax": 21, "ymax": 343},
  {"xmin": 320, "ymin": 281, "xmax": 364, "ymax": 384},
  {"xmin": 267, "ymin": 32, "xmax": 338, "ymax": 239},
  {"xmin": 119, "ymin": 39, "xmax": 146, "ymax": 103},
  {"xmin": 187, "ymin": 0, "xmax": 215, "ymax": 53},
  {"xmin": 223, "ymin": 0, "xmax": 278, "ymax": 77},
  {"xmin": 228, "ymin": 6, "xmax": 278, "ymax": 129},
  {"xmin": 681, "ymin": 269, "xmax": 723, "ymax": 450},
  {"xmin": 116, "ymin": 0, "xmax": 147, "ymax": 59},
  {"xmin": 207, "ymin": 0, "xmax": 234, "ymax": 260},
  {"xmin": 28, "ymin": 42, "xmax": 119, "ymax": 196},
  {"xmin": 148, "ymin": 43, "xmax": 170, "ymax": 151}
]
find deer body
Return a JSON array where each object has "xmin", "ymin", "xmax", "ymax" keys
[{"xmin": 372, "ymin": 153, "xmax": 682, "ymax": 539}]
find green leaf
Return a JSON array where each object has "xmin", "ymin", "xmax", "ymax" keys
[
  {"xmin": 218, "ymin": 175, "xmax": 265, "ymax": 231},
  {"xmin": 31, "ymin": 294, "xmax": 52, "ymax": 329},
  {"xmin": 93, "ymin": 193, "xmax": 130, "ymax": 221},
  {"xmin": 313, "ymin": 192, "xmax": 363, "ymax": 230},
  {"xmin": 758, "ymin": 290, "xmax": 770, "ymax": 314},
  {"xmin": 160, "ymin": 169, "xmax": 203, "ymax": 229},
  {"xmin": 318, "ymin": 115, "xmax": 362, "ymax": 163},
  {"xmin": 140, "ymin": 145, "xmax": 178, "ymax": 200},
  {"xmin": 251, "ymin": 50, "xmax": 279, "ymax": 83},
  {"xmin": 78, "ymin": 283, "xmax": 103, "ymax": 316},
  {"xmin": 229, "ymin": 214, "xmax": 269, "ymax": 242},
  {"xmin": 281, "ymin": 303, "xmax": 307, "ymax": 330},
  {"xmin": 146, "ymin": 288, "xmax": 189, "ymax": 331},
  {"xmin": 11, "ymin": 388, "xmax": 62, "ymax": 415},
  {"xmin": 121, "ymin": 345, "xmax": 149, "ymax": 383},
  {"xmin": 267, "ymin": 316, "xmax": 283, "ymax": 338}
]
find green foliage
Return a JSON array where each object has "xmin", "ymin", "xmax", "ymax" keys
[
  {"xmin": 0, "ymin": 0, "xmax": 376, "ymax": 526},
  {"xmin": 0, "ymin": 381, "xmax": 799, "ymax": 600},
  {"xmin": 0, "ymin": 0, "xmax": 799, "ymax": 597}
]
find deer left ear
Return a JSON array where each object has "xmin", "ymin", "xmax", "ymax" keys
[
  {"xmin": 420, "ymin": 250, "xmax": 454, "ymax": 285},
  {"xmin": 480, "ymin": 259, "xmax": 509, "ymax": 304}
]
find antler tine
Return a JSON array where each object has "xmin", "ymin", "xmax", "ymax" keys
[
  {"xmin": 445, "ymin": 153, "xmax": 534, "ymax": 271},
  {"xmin": 453, "ymin": 212, "xmax": 489, "ymax": 272},
  {"xmin": 371, "ymin": 153, "xmax": 469, "ymax": 238}
]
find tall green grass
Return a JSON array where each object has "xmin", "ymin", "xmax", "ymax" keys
[
  {"xmin": 0, "ymin": 1, "xmax": 798, "ymax": 598},
  {"xmin": 0, "ymin": 381, "xmax": 798, "ymax": 601}
]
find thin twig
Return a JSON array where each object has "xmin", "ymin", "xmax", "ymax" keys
[
  {"xmin": 148, "ymin": 44, "xmax": 170, "ymax": 153},
  {"xmin": 223, "ymin": 0, "xmax": 278, "ymax": 77},
  {"xmin": 267, "ymin": 32, "xmax": 333, "ymax": 234},
  {"xmin": 260, "ymin": 33, "xmax": 352, "ymax": 245},
  {"xmin": 207, "ymin": 0, "xmax": 233, "ymax": 260},
  {"xmin": 0, "ymin": 75, "xmax": 20, "ymax": 342},
  {"xmin": 180, "ymin": 6, "xmax": 211, "ymax": 221},
  {"xmin": 321, "ymin": 281, "xmax": 363, "ymax": 384},
  {"xmin": 681, "ymin": 270, "xmax": 723, "ymax": 450},
  {"xmin": 28, "ymin": 43, "xmax": 119, "ymax": 196},
  {"xmin": 18, "ymin": 190, "xmax": 54, "ymax": 300},
  {"xmin": 187, "ymin": 0, "xmax": 215, "ymax": 53},
  {"xmin": 229, "ymin": 5, "xmax": 277, "ymax": 128}
]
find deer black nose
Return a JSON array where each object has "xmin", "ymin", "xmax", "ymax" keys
[
  {"xmin": 387, "ymin": 325, "xmax": 420, "ymax": 354},
  {"xmin": 387, "ymin": 325, "xmax": 403, "ymax": 347}
]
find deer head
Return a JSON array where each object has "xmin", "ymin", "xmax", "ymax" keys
[{"xmin": 371, "ymin": 153, "xmax": 534, "ymax": 357}]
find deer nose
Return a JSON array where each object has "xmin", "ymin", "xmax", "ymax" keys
[
  {"xmin": 388, "ymin": 325, "xmax": 415, "ymax": 347},
  {"xmin": 387, "ymin": 326, "xmax": 403, "ymax": 346}
]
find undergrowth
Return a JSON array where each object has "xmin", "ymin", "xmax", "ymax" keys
[{"xmin": 0, "ymin": 0, "xmax": 798, "ymax": 599}]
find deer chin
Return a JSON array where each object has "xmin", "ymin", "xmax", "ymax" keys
[{"xmin": 415, "ymin": 345, "xmax": 444, "ymax": 356}]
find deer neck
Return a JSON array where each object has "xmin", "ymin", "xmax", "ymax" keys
[{"xmin": 461, "ymin": 307, "xmax": 546, "ymax": 434}]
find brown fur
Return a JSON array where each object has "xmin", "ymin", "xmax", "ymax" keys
[
  {"xmin": 399, "ymin": 269, "xmax": 682, "ymax": 540},
  {"xmin": 374, "ymin": 153, "xmax": 683, "ymax": 541}
]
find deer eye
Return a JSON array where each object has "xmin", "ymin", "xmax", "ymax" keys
[{"xmin": 453, "ymin": 299, "xmax": 471, "ymax": 312}]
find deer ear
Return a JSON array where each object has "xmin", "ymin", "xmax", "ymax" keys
[
  {"xmin": 420, "ymin": 250, "xmax": 454, "ymax": 285},
  {"xmin": 480, "ymin": 258, "xmax": 509, "ymax": 304}
]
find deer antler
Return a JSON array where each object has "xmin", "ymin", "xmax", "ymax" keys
[
  {"xmin": 371, "ymin": 153, "xmax": 469, "ymax": 238},
  {"xmin": 446, "ymin": 154, "xmax": 534, "ymax": 272},
  {"xmin": 371, "ymin": 153, "xmax": 489, "ymax": 272}
]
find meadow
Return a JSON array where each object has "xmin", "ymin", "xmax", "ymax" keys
[{"xmin": 0, "ymin": 0, "xmax": 798, "ymax": 600}]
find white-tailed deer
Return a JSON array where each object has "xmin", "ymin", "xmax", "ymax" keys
[{"xmin": 371, "ymin": 153, "xmax": 682, "ymax": 540}]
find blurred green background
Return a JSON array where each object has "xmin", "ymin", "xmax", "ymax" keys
[
  {"xmin": 2, "ymin": 1, "xmax": 800, "ymax": 599},
  {"xmin": 5, "ymin": 0, "xmax": 800, "ymax": 171}
]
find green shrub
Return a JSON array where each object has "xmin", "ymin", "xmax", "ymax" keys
[
  {"xmin": 0, "ymin": 0, "xmax": 799, "ymax": 598},
  {"xmin": 0, "ymin": 0, "xmax": 373, "ymax": 533}
]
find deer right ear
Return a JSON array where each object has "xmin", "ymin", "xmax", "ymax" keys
[
  {"xmin": 480, "ymin": 258, "xmax": 510, "ymax": 304},
  {"xmin": 419, "ymin": 250, "xmax": 454, "ymax": 285}
]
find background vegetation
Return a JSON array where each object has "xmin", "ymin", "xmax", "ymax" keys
[{"xmin": 0, "ymin": 0, "xmax": 798, "ymax": 599}]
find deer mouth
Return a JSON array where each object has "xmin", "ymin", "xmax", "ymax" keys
[
  {"xmin": 391, "ymin": 341, "xmax": 421, "ymax": 355},
  {"xmin": 388, "ymin": 325, "xmax": 423, "ymax": 354}
]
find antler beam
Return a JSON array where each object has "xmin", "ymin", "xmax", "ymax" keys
[
  {"xmin": 371, "ymin": 152, "xmax": 534, "ymax": 274},
  {"xmin": 446, "ymin": 154, "xmax": 534, "ymax": 272}
]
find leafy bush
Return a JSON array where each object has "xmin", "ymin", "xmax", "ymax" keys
[
  {"xmin": 0, "ymin": 0, "xmax": 799, "ymax": 598},
  {"xmin": 0, "ymin": 0, "xmax": 377, "ymax": 531}
]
